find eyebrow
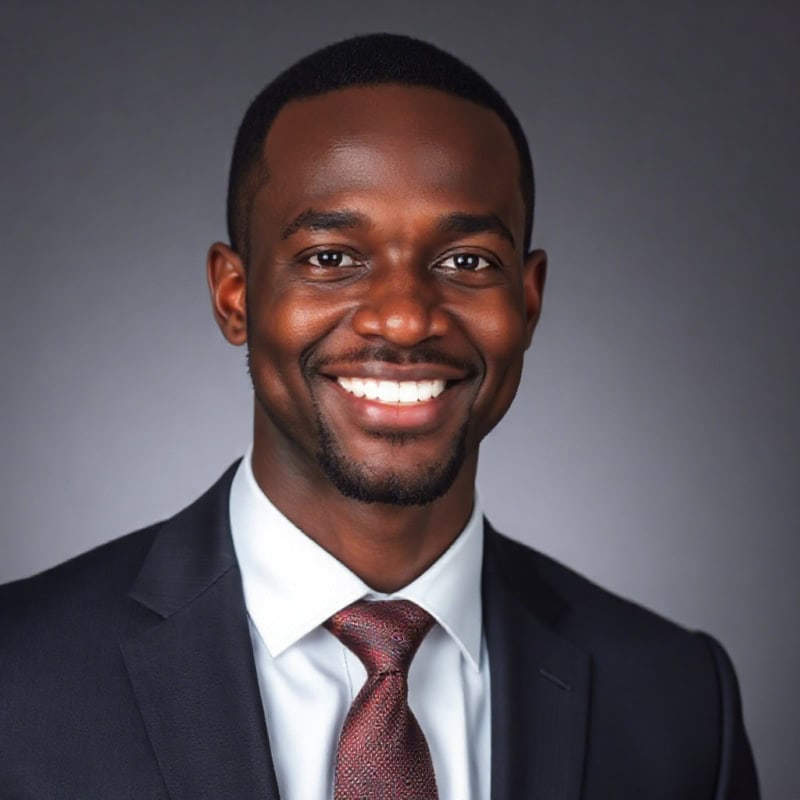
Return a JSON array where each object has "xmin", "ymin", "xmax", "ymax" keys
[
  {"xmin": 437, "ymin": 212, "xmax": 516, "ymax": 249},
  {"xmin": 281, "ymin": 209, "xmax": 371, "ymax": 240},
  {"xmin": 280, "ymin": 207, "xmax": 516, "ymax": 249}
]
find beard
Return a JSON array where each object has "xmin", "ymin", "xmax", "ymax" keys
[
  {"xmin": 247, "ymin": 336, "xmax": 475, "ymax": 506},
  {"xmin": 315, "ymin": 411, "xmax": 468, "ymax": 506}
]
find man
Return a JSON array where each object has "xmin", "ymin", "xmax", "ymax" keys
[{"xmin": 0, "ymin": 33, "xmax": 758, "ymax": 799}]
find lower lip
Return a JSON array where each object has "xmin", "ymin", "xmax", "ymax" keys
[{"xmin": 324, "ymin": 380, "xmax": 459, "ymax": 431}]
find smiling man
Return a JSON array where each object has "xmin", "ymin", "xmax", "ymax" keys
[{"xmin": 0, "ymin": 34, "xmax": 758, "ymax": 800}]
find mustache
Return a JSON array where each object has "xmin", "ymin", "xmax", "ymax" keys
[{"xmin": 311, "ymin": 345, "xmax": 479, "ymax": 376}]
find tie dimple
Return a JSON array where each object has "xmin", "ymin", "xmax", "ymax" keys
[{"xmin": 324, "ymin": 599, "xmax": 439, "ymax": 800}]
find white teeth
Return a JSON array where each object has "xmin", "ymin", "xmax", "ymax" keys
[
  {"xmin": 364, "ymin": 380, "xmax": 379, "ymax": 400},
  {"xmin": 378, "ymin": 380, "xmax": 399, "ymax": 403},
  {"xmin": 398, "ymin": 382, "xmax": 418, "ymax": 403},
  {"xmin": 336, "ymin": 378, "xmax": 447, "ymax": 404}
]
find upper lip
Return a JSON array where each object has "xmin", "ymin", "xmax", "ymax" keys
[{"xmin": 319, "ymin": 363, "xmax": 472, "ymax": 382}]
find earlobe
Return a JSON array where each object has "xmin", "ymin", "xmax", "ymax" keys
[
  {"xmin": 207, "ymin": 242, "xmax": 247, "ymax": 346},
  {"xmin": 522, "ymin": 248, "xmax": 547, "ymax": 347}
]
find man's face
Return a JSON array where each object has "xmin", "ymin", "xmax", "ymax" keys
[{"xmin": 229, "ymin": 85, "xmax": 544, "ymax": 505}]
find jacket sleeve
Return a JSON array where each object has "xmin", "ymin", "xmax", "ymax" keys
[{"xmin": 698, "ymin": 633, "xmax": 760, "ymax": 800}]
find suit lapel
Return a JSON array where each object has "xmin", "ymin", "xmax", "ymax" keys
[
  {"xmin": 483, "ymin": 524, "xmax": 591, "ymax": 800},
  {"xmin": 119, "ymin": 470, "xmax": 589, "ymax": 800},
  {"xmin": 121, "ymin": 464, "xmax": 280, "ymax": 800}
]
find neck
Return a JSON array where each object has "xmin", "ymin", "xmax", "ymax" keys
[{"xmin": 250, "ymin": 443, "xmax": 478, "ymax": 594}]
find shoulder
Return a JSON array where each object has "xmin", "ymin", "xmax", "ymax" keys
[
  {"xmin": 485, "ymin": 524, "xmax": 726, "ymax": 729},
  {"xmin": 487, "ymin": 525, "xmax": 703, "ymax": 648},
  {"xmin": 486, "ymin": 526, "xmax": 759, "ymax": 796},
  {"xmin": 0, "ymin": 526, "xmax": 171, "ymax": 793},
  {"xmin": 0, "ymin": 523, "xmax": 163, "ymax": 649},
  {"xmin": 0, "ymin": 461, "xmax": 240, "ymax": 636}
]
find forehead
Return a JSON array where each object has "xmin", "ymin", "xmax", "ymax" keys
[{"xmin": 257, "ymin": 85, "xmax": 523, "ymax": 232}]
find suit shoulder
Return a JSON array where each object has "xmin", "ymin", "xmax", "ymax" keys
[
  {"xmin": 1, "ymin": 463, "xmax": 239, "ymax": 635},
  {"xmin": 0, "ymin": 523, "xmax": 162, "ymax": 629},
  {"xmin": 486, "ymin": 528, "xmax": 760, "ymax": 795},
  {"xmin": 487, "ymin": 527, "xmax": 704, "ymax": 649}
]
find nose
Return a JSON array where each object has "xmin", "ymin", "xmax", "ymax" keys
[{"xmin": 351, "ymin": 268, "xmax": 450, "ymax": 347}]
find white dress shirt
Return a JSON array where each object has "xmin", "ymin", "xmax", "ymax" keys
[{"xmin": 229, "ymin": 448, "xmax": 491, "ymax": 800}]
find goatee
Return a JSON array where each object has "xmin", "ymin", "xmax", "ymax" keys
[{"xmin": 315, "ymin": 414, "xmax": 468, "ymax": 506}]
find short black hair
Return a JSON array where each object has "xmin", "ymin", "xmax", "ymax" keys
[{"xmin": 227, "ymin": 33, "xmax": 535, "ymax": 259}]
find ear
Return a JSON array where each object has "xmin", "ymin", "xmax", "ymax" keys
[
  {"xmin": 522, "ymin": 248, "xmax": 547, "ymax": 348},
  {"xmin": 207, "ymin": 242, "xmax": 247, "ymax": 345}
]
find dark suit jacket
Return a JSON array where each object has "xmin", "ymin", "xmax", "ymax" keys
[{"xmin": 0, "ymin": 463, "xmax": 759, "ymax": 799}]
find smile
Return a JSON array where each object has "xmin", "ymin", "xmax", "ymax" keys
[{"xmin": 336, "ymin": 377, "xmax": 446, "ymax": 404}]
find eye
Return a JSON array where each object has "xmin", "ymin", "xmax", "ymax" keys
[
  {"xmin": 307, "ymin": 250, "xmax": 358, "ymax": 268},
  {"xmin": 436, "ymin": 253, "xmax": 494, "ymax": 272}
]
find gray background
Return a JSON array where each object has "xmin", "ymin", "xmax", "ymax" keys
[{"xmin": 1, "ymin": 1, "xmax": 797, "ymax": 796}]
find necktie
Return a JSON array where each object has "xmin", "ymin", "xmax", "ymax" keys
[{"xmin": 324, "ymin": 599, "xmax": 439, "ymax": 800}]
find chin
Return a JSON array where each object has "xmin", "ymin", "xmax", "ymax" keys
[{"xmin": 316, "ymin": 419, "xmax": 468, "ymax": 507}]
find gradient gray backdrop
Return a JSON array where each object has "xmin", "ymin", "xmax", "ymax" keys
[{"xmin": 2, "ymin": 1, "xmax": 798, "ymax": 796}]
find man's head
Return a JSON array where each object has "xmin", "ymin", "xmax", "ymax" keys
[
  {"xmin": 208, "ymin": 34, "xmax": 546, "ymax": 508},
  {"xmin": 226, "ymin": 33, "xmax": 536, "ymax": 263}
]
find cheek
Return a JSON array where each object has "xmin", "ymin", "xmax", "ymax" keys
[
  {"xmin": 249, "ymin": 271, "xmax": 305, "ymax": 344},
  {"xmin": 467, "ymin": 297, "xmax": 528, "ymax": 421},
  {"xmin": 468, "ymin": 292, "xmax": 529, "ymax": 365},
  {"xmin": 247, "ymin": 284, "xmax": 342, "ymax": 383},
  {"xmin": 266, "ymin": 302, "xmax": 330, "ymax": 349}
]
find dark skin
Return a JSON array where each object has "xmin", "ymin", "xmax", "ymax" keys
[{"xmin": 208, "ymin": 85, "xmax": 546, "ymax": 592}]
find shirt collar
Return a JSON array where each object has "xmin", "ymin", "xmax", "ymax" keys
[{"xmin": 229, "ymin": 447, "xmax": 484, "ymax": 671}]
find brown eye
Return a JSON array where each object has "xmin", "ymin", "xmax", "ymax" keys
[
  {"xmin": 308, "ymin": 251, "xmax": 357, "ymax": 268},
  {"xmin": 437, "ymin": 253, "xmax": 493, "ymax": 272}
]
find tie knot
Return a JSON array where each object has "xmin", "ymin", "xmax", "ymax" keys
[{"xmin": 325, "ymin": 599, "xmax": 435, "ymax": 675}]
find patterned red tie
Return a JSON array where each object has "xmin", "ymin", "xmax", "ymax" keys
[{"xmin": 324, "ymin": 599, "xmax": 439, "ymax": 800}]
